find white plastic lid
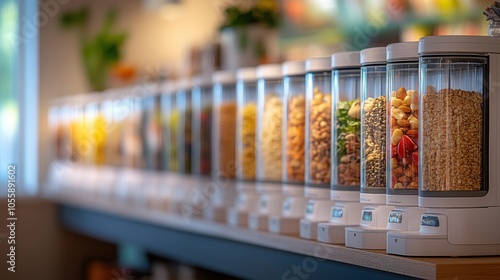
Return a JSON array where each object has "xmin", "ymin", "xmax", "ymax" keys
[
  {"xmin": 306, "ymin": 56, "xmax": 331, "ymax": 72},
  {"xmin": 50, "ymin": 95, "xmax": 74, "ymax": 106},
  {"xmin": 331, "ymin": 51, "xmax": 361, "ymax": 69},
  {"xmin": 360, "ymin": 47, "xmax": 387, "ymax": 65},
  {"xmin": 82, "ymin": 92, "xmax": 102, "ymax": 104},
  {"xmin": 282, "ymin": 60, "xmax": 306, "ymax": 76},
  {"xmin": 237, "ymin": 67, "xmax": 257, "ymax": 81},
  {"xmin": 387, "ymin": 42, "xmax": 418, "ymax": 62},
  {"xmin": 192, "ymin": 74, "xmax": 212, "ymax": 87},
  {"xmin": 160, "ymin": 80, "xmax": 174, "ymax": 93},
  {"xmin": 257, "ymin": 63, "xmax": 282, "ymax": 79},
  {"xmin": 176, "ymin": 77, "xmax": 191, "ymax": 92},
  {"xmin": 419, "ymin": 35, "xmax": 500, "ymax": 55},
  {"xmin": 164, "ymin": 80, "xmax": 180, "ymax": 95},
  {"xmin": 68, "ymin": 94, "xmax": 91, "ymax": 106},
  {"xmin": 138, "ymin": 82, "xmax": 160, "ymax": 96},
  {"xmin": 212, "ymin": 70, "xmax": 237, "ymax": 85}
]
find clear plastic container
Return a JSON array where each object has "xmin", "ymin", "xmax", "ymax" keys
[
  {"xmin": 85, "ymin": 94, "xmax": 108, "ymax": 166},
  {"xmin": 176, "ymin": 78, "xmax": 192, "ymax": 174},
  {"xmin": 106, "ymin": 88, "xmax": 129, "ymax": 167},
  {"xmin": 305, "ymin": 57, "xmax": 332, "ymax": 196},
  {"xmin": 160, "ymin": 82, "xmax": 173, "ymax": 171},
  {"xmin": 47, "ymin": 101, "xmax": 59, "ymax": 163},
  {"xmin": 100, "ymin": 90, "xmax": 116, "ymax": 166},
  {"xmin": 282, "ymin": 60, "xmax": 306, "ymax": 190},
  {"xmin": 165, "ymin": 81, "xmax": 181, "ymax": 172},
  {"xmin": 192, "ymin": 74, "xmax": 213, "ymax": 176},
  {"xmin": 257, "ymin": 64, "xmax": 284, "ymax": 184},
  {"xmin": 331, "ymin": 53, "xmax": 362, "ymax": 195},
  {"xmin": 69, "ymin": 95, "xmax": 88, "ymax": 164},
  {"xmin": 142, "ymin": 85, "xmax": 163, "ymax": 170},
  {"xmin": 360, "ymin": 48, "xmax": 387, "ymax": 202},
  {"xmin": 420, "ymin": 55, "xmax": 487, "ymax": 194},
  {"xmin": 236, "ymin": 67, "xmax": 258, "ymax": 180},
  {"xmin": 48, "ymin": 98, "xmax": 71, "ymax": 163},
  {"xmin": 212, "ymin": 71, "xmax": 238, "ymax": 178},
  {"xmin": 386, "ymin": 42, "xmax": 419, "ymax": 204},
  {"xmin": 122, "ymin": 87, "xmax": 144, "ymax": 168},
  {"xmin": 417, "ymin": 36, "xmax": 500, "ymax": 209}
]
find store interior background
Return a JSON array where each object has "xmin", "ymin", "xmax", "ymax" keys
[{"xmin": 0, "ymin": 0, "xmax": 492, "ymax": 279}]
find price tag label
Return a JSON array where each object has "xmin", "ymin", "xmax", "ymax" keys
[
  {"xmin": 306, "ymin": 201, "xmax": 315, "ymax": 214},
  {"xmin": 259, "ymin": 196, "xmax": 268, "ymax": 209},
  {"xmin": 332, "ymin": 208, "xmax": 343, "ymax": 218},
  {"xmin": 362, "ymin": 210, "xmax": 372, "ymax": 222},
  {"xmin": 421, "ymin": 215, "xmax": 440, "ymax": 227},
  {"xmin": 283, "ymin": 199, "xmax": 292, "ymax": 212},
  {"xmin": 388, "ymin": 212, "xmax": 403, "ymax": 224}
]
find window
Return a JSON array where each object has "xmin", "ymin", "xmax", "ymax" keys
[{"xmin": 0, "ymin": 0, "xmax": 38, "ymax": 195}]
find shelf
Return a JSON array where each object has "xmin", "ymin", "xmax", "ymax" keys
[{"xmin": 44, "ymin": 189, "xmax": 500, "ymax": 280}]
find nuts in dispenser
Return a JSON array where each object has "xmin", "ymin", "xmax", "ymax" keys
[
  {"xmin": 286, "ymin": 95, "xmax": 305, "ymax": 182},
  {"xmin": 309, "ymin": 89, "xmax": 331, "ymax": 184},
  {"xmin": 389, "ymin": 87, "xmax": 418, "ymax": 189},
  {"xmin": 422, "ymin": 88, "xmax": 483, "ymax": 191}
]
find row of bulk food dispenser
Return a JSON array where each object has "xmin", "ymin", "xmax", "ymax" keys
[{"xmin": 48, "ymin": 35, "xmax": 500, "ymax": 257}]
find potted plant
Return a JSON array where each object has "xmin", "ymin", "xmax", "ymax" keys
[
  {"xmin": 61, "ymin": 8, "xmax": 129, "ymax": 91},
  {"xmin": 219, "ymin": 0, "xmax": 280, "ymax": 69}
]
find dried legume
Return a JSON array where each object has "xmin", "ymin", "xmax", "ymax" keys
[
  {"xmin": 286, "ymin": 95, "xmax": 305, "ymax": 182},
  {"xmin": 261, "ymin": 96, "xmax": 283, "ymax": 181},
  {"xmin": 199, "ymin": 106, "xmax": 212, "ymax": 174},
  {"xmin": 218, "ymin": 102, "xmax": 237, "ymax": 178},
  {"xmin": 362, "ymin": 96, "xmax": 386, "ymax": 188},
  {"xmin": 422, "ymin": 88, "xmax": 483, "ymax": 191},
  {"xmin": 240, "ymin": 103, "xmax": 257, "ymax": 179}
]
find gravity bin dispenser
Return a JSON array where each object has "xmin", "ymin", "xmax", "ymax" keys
[{"xmin": 388, "ymin": 35, "xmax": 500, "ymax": 256}]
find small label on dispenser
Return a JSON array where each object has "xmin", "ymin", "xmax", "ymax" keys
[
  {"xmin": 259, "ymin": 197, "xmax": 267, "ymax": 209},
  {"xmin": 306, "ymin": 202, "xmax": 315, "ymax": 214},
  {"xmin": 332, "ymin": 208, "xmax": 343, "ymax": 218},
  {"xmin": 421, "ymin": 215, "xmax": 440, "ymax": 227},
  {"xmin": 362, "ymin": 210, "xmax": 372, "ymax": 222},
  {"xmin": 237, "ymin": 195, "xmax": 246, "ymax": 207},
  {"xmin": 388, "ymin": 212, "xmax": 403, "ymax": 224},
  {"xmin": 283, "ymin": 199, "xmax": 291, "ymax": 211}
]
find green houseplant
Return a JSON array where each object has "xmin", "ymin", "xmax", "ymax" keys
[
  {"xmin": 61, "ymin": 8, "xmax": 127, "ymax": 91},
  {"xmin": 219, "ymin": 0, "xmax": 280, "ymax": 69}
]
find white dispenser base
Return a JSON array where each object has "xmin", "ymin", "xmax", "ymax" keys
[
  {"xmin": 317, "ymin": 202, "xmax": 364, "ymax": 244},
  {"xmin": 345, "ymin": 205, "xmax": 395, "ymax": 249},
  {"xmin": 227, "ymin": 190, "xmax": 259, "ymax": 226},
  {"xmin": 203, "ymin": 180, "xmax": 237, "ymax": 222},
  {"xmin": 248, "ymin": 193, "xmax": 284, "ymax": 231},
  {"xmin": 146, "ymin": 172, "xmax": 173, "ymax": 211},
  {"xmin": 268, "ymin": 195, "xmax": 308, "ymax": 235},
  {"xmin": 169, "ymin": 176, "xmax": 196, "ymax": 214},
  {"xmin": 299, "ymin": 199, "xmax": 336, "ymax": 239},
  {"xmin": 115, "ymin": 168, "xmax": 145, "ymax": 205},
  {"xmin": 387, "ymin": 207, "xmax": 500, "ymax": 256},
  {"xmin": 204, "ymin": 205, "xmax": 227, "ymax": 222}
]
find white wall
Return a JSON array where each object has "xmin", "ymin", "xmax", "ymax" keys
[{"xmin": 39, "ymin": 0, "xmax": 221, "ymax": 184}]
